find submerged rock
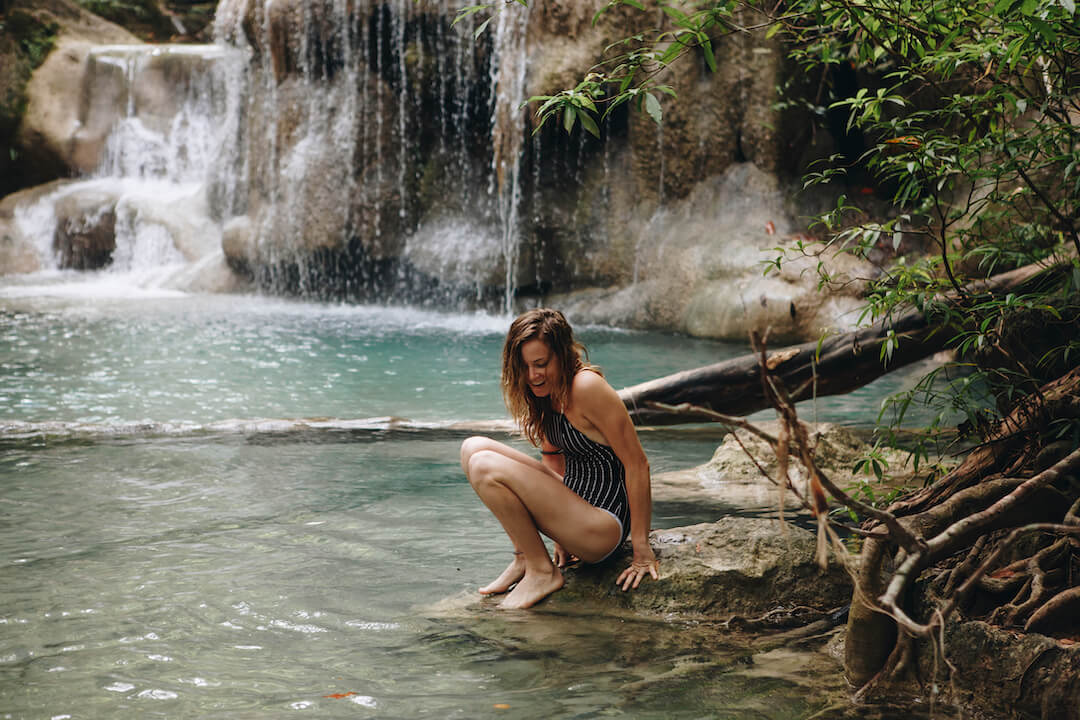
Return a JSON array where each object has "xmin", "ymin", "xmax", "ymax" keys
[{"xmin": 550, "ymin": 517, "xmax": 851, "ymax": 619}]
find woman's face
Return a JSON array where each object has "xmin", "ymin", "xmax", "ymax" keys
[{"xmin": 521, "ymin": 338, "xmax": 558, "ymax": 397}]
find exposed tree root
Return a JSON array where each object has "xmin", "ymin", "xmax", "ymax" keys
[
  {"xmin": 1025, "ymin": 586, "xmax": 1080, "ymax": 635},
  {"xmin": 667, "ymin": 336, "xmax": 1080, "ymax": 714}
]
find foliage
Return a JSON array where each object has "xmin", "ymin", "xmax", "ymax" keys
[
  {"xmin": 778, "ymin": 0, "xmax": 1080, "ymax": 468},
  {"xmin": 2, "ymin": 9, "xmax": 58, "ymax": 70},
  {"xmin": 457, "ymin": 1, "xmax": 762, "ymax": 132}
]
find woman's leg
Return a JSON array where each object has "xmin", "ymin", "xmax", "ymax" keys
[
  {"xmin": 462, "ymin": 437, "xmax": 622, "ymax": 609},
  {"xmin": 461, "ymin": 436, "xmax": 554, "ymax": 594}
]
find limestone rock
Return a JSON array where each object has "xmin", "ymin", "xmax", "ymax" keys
[
  {"xmin": 161, "ymin": 250, "xmax": 252, "ymax": 294},
  {"xmin": 221, "ymin": 215, "xmax": 256, "ymax": 277},
  {"xmin": 16, "ymin": 1, "xmax": 140, "ymax": 183},
  {"xmin": 0, "ymin": 233, "xmax": 41, "ymax": 275},
  {"xmin": 550, "ymin": 517, "xmax": 851, "ymax": 618},
  {"xmin": 660, "ymin": 422, "xmax": 917, "ymax": 515},
  {"xmin": 550, "ymin": 164, "xmax": 875, "ymax": 342}
]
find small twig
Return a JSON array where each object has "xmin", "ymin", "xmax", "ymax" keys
[{"xmin": 645, "ymin": 401, "xmax": 778, "ymax": 445}]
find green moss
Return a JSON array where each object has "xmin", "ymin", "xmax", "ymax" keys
[
  {"xmin": 3, "ymin": 10, "xmax": 59, "ymax": 69},
  {"xmin": 0, "ymin": 10, "xmax": 58, "ymax": 135}
]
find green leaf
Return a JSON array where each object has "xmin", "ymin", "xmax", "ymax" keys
[
  {"xmin": 644, "ymin": 92, "xmax": 662, "ymax": 125},
  {"xmin": 575, "ymin": 94, "xmax": 598, "ymax": 113},
  {"xmin": 563, "ymin": 106, "xmax": 576, "ymax": 133},
  {"xmin": 701, "ymin": 37, "xmax": 717, "ymax": 73},
  {"xmin": 993, "ymin": 0, "xmax": 1018, "ymax": 15},
  {"xmin": 1029, "ymin": 17, "xmax": 1057, "ymax": 43},
  {"xmin": 473, "ymin": 16, "xmax": 492, "ymax": 39},
  {"xmin": 577, "ymin": 108, "xmax": 601, "ymax": 138},
  {"xmin": 452, "ymin": 5, "xmax": 490, "ymax": 28}
]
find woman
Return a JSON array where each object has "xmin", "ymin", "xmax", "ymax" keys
[{"xmin": 461, "ymin": 308, "xmax": 659, "ymax": 609}]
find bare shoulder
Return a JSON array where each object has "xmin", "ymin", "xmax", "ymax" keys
[{"xmin": 570, "ymin": 368, "xmax": 620, "ymax": 408}]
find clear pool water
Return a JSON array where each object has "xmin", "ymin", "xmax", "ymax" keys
[{"xmin": 0, "ymin": 273, "xmax": 920, "ymax": 718}]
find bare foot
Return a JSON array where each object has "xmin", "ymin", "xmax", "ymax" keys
[
  {"xmin": 498, "ymin": 567, "xmax": 564, "ymax": 609},
  {"xmin": 479, "ymin": 556, "xmax": 526, "ymax": 595}
]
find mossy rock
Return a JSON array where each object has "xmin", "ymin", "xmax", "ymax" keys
[{"xmin": 548, "ymin": 517, "xmax": 852, "ymax": 619}]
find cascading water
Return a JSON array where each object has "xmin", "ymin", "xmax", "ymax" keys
[
  {"xmin": 212, "ymin": 0, "xmax": 528, "ymax": 307},
  {"xmin": 7, "ymin": 1, "xmax": 538, "ymax": 308},
  {"xmin": 489, "ymin": 4, "xmax": 530, "ymax": 313},
  {"xmin": 8, "ymin": 42, "xmax": 245, "ymax": 293}
]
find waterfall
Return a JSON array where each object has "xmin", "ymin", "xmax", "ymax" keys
[
  {"xmin": 212, "ymin": 0, "xmax": 520, "ymax": 305},
  {"xmin": 9, "ymin": 1, "xmax": 545, "ymax": 308},
  {"xmin": 91, "ymin": 46, "xmax": 226, "ymax": 184},
  {"xmin": 489, "ymin": 4, "xmax": 530, "ymax": 313},
  {"xmin": 11, "ymin": 43, "xmax": 244, "ymax": 290}
]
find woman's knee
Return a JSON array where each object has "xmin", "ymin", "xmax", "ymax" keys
[
  {"xmin": 460, "ymin": 436, "xmax": 491, "ymax": 472},
  {"xmin": 465, "ymin": 449, "xmax": 503, "ymax": 490}
]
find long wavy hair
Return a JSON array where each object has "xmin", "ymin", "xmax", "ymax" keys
[{"xmin": 501, "ymin": 308, "xmax": 597, "ymax": 446}]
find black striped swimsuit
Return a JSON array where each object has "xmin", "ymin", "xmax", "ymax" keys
[{"xmin": 544, "ymin": 411, "xmax": 631, "ymax": 552}]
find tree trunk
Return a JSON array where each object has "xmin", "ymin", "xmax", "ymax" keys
[{"xmin": 619, "ymin": 260, "xmax": 1070, "ymax": 425}]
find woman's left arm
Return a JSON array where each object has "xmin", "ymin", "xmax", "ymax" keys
[{"xmin": 575, "ymin": 372, "xmax": 659, "ymax": 590}]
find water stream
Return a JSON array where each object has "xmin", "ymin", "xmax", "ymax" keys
[{"xmin": 0, "ymin": 281, "xmax": 930, "ymax": 718}]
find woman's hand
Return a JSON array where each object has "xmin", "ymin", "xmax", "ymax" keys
[
  {"xmin": 553, "ymin": 543, "xmax": 578, "ymax": 568},
  {"xmin": 616, "ymin": 545, "xmax": 659, "ymax": 591}
]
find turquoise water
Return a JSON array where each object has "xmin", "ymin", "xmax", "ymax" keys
[{"xmin": 0, "ymin": 275, "xmax": 918, "ymax": 718}]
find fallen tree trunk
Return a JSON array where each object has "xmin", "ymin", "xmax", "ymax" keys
[{"xmin": 619, "ymin": 259, "xmax": 1071, "ymax": 425}]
